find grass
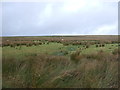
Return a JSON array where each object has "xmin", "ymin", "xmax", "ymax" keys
[
  {"xmin": 3, "ymin": 42, "xmax": 118, "ymax": 57},
  {"xmin": 2, "ymin": 42, "xmax": 119, "ymax": 88}
]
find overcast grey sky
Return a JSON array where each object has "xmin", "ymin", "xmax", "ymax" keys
[{"xmin": 2, "ymin": 0, "xmax": 118, "ymax": 36}]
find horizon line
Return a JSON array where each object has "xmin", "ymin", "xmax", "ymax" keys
[{"xmin": 1, "ymin": 34, "xmax": 119, "ymax": 37}]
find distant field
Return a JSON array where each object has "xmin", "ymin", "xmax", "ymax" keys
[
  {"xmin": 2, "ymin": 35, "xmax": 119, "ymax": 41},
  {"xmin": 2, "ymin": 35, "xmax": 119, "ymax": 88},
  {"xmin": 2, "ymin": 42, "xmax": 118, "ymax": 57}
]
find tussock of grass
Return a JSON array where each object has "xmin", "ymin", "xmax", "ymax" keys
[{"xmin": 3, "ymin": 49, "xmax": 118, "ymax": 88}]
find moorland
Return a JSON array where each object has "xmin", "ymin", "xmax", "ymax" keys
[{"xmin": 2, "ymin": 35, "xmax": 119, "ymax": 88}]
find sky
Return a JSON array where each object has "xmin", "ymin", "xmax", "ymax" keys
[{"xmin": 1, "ymin": 0, "xmax": 118, "ymax": 36}]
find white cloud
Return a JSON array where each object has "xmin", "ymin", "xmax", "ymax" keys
[
  {"xmin": 2, "ymin": 1, "xmax": 118, "ymax": 36},
  {"xmin": 91, "ymin": 23, "xmax": 118, "ymax": 35},
  {"xmin": 62, "ymin": 0, "xmax": 87, "ymax": 13},
  {"xmin": 1, "ymin": 0, "xmax": 119, "ymax": 2},
  {"xmin": 37, "ymin": 4, "xmax": 53, "ymax": 26},
  {"xmin": 61, "ymin": 0, "xmax": 102, "ymax": 13},
  {"xmin": 42, "ymin": 4, "xmax": 53, "ymax": 18}
]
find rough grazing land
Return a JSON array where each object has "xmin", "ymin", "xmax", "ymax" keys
[{"xmin": 2, "ymin": 35, "xmax": 119, "ymax": 88}]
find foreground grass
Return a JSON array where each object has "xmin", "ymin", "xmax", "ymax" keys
[{"xmin": 2, "ymin": 43, "xmax": 119, "ymax": 88}]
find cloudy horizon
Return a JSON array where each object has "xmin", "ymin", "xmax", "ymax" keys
[{"xmin": 1, "ymin": 0, "xmax": 118, "ymax": 36}]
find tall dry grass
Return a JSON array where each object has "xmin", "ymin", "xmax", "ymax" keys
[{"xmin": 2, "ymin": 49, "xmax": 118, "ymax": 88}]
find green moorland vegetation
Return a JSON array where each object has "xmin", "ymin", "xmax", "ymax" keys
[{"xmin": 2, "ymin": 35, "xmax": 119, "ymax": 88}]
